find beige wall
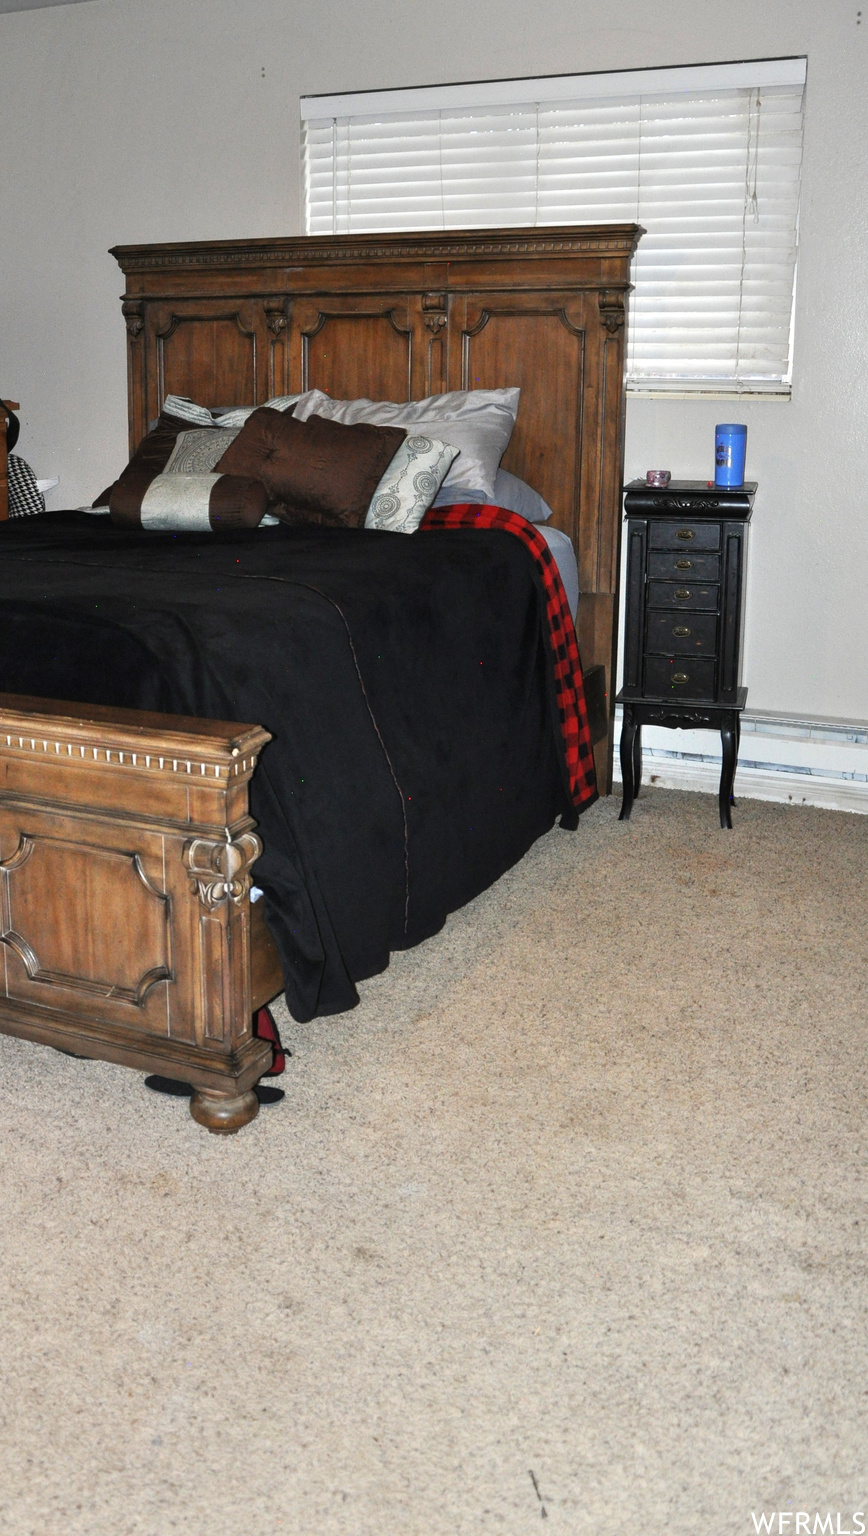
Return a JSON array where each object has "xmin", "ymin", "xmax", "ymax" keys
[{"xmin": 1, "ymin": 0, "xmax": 865, "ymax": 718}]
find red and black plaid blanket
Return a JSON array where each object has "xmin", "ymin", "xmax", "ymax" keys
[{"xmin": 422, "ymin": 503, "xmax": 597, "ymax": 814}]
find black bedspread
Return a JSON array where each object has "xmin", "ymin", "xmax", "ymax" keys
[{"xmin": 0, "ymin": 513, "xmax": 572, "ymax": 1019}]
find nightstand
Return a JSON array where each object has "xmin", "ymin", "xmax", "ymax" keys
[{"xmin": 617, "ymin": 479, "xmax": 755, "ymax": 829}]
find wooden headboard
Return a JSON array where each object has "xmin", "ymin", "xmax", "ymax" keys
[{"xmin": 111, "ymin": 225, "xmax": 642, "ymax": 791}]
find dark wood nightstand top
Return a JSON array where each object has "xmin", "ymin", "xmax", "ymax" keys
[{"xmin": 624, "ymin": 480, "xmax": 757, "ymax": 519}]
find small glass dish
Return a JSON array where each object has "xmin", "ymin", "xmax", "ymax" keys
[{"xmin": 645, "ymin": 469, "xmax": 671, "ymax": 487}]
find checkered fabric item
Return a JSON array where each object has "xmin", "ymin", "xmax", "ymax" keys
[
  {"xmin": 422, "ymin": 502, "xmax": 598, "ymax": 813},
  {"xmin": 7, "ymin": 454, "xmax": 45, "ymax": 518}
]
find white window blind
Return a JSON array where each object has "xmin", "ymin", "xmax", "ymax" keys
[{"xmin": 302, "ymin": 59, "xmax": 806, "ymax": 394}]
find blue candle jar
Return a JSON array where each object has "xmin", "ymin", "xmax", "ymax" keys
[{"xmin": 715, "ymin": 423, "xmax": 747, "ymax": 487}]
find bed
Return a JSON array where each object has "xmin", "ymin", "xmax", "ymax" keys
[{"xmin": 0, "ymin": 225, "xmax": 640, "ymax": 1132}]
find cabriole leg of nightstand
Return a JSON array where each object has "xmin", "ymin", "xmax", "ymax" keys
[
  {"xmin": 619, "ymin": 706, "xmax": 639, "ymax": 821},
  {"xmin": 719, "ymin": 713, "xmax": 738, "ymax": 829}
]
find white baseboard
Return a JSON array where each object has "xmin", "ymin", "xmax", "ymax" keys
[{"xmin": 612, "ymin": 708, "xmax": 868, "ymax": 815}]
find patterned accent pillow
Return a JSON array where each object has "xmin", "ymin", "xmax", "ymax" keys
[
  {"xmin": 366, "ymin": 435, "xmax": 459, "ymax": 533},
  {"xmin": 7, "ymin": 454, "xmax": 46, "ymax": 517},
  {"xmin": 164, "ymin": 428, "xmax": 240, "ymax": 474}
]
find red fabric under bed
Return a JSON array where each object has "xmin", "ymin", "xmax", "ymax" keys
[
  {"xmin": 421, "ymin": 503, "xmax": 597, "ymax": 814},
  {"xmin": 254, "ymin": 1006, "xmax": 286, "ymax": 1076}
]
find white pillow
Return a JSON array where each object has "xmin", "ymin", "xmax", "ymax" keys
[
  {"xmin": 366, "ymin": 434, "xmax": 459, "ymax": 533},
  {"xmin": 162, "ymin": 394, "xmax": 300, "ymax": 429},
  {"xmin": 293, "ymin": 387, "xmax": 519, "ymax": 502},
  {"xmin": 162, "ymin": 395, "xmax": 215, "ymax": 426},
  {"xmin": 214, "ymin": 395, "xmax": 301, "ymax": 429}
]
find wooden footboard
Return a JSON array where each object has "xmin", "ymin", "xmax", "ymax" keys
[{"xmin": 0, "ymin": 694, "xmax": 283, "ymax": 1132}]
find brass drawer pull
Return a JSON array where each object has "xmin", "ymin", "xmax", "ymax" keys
[
  {"xmin": 675, "ymin": 558, "xmax": 692, "ymax": 570},
  {"xmin": 673, "ymin": 672, "xmax": 689, "ymax": 684},
  {"xmin": 675, "ymin": 528, "xmax": 695, "ymax": 541},
  {"xmin": 673, "ymin": 625, "xmax": 691, "ymax": 637},
  {"xmin": 675, "ymin": 588, "xmax": 691, "ymax": 599}
]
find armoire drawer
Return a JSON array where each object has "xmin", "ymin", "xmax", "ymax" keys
[
  {"xmin": 644, "ymin": 655, "xmax": 717, "ymax": 699},
  {"xmin": 648, "ymin": 522, "xmax": 721, "ymax": 552},
  {"xmin": 648, "ymin": 550, "xmax": 721, "ymax": 582},
  {"xmin": 647, "ymin": 580, "xmax": 719, "ymax": 611},
  {"xmin": 646, "ymin": 610, "xmax": 718, "ymax": 655}
]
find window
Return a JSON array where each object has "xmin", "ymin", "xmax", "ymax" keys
[{"xmin": 302, "ymin": 59, "xmax": 806, "ymax": 395}]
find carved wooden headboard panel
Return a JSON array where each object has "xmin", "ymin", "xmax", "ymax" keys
[{"xmin": 112, "ymin": 226, "xmax": 642, "ymax": 790}]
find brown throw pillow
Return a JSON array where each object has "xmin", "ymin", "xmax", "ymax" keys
[
  {"xmin": 215, "ymin": 407, "xmax": 406, "ymax": 528},
  {"xmin": 95, "ymin": 411, "xmax": 215, "ymax": 510},
  {"xmin": 110, "ymin": 472, "xmax": 268, "ymax": 531}
]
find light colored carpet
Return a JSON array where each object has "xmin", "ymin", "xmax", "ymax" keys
[{"xmin": 1, "ymin": 788, "xmax": 867, "ymax": 1536}]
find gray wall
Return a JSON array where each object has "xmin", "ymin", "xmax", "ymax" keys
[{"xmin": 1, "ymin": 0, "xmax": 865, "ymax": 719}]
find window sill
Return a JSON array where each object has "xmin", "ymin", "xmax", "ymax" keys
[{"xmin": 626, "ymin": 388, "xmax": 792, "ymax": 401}]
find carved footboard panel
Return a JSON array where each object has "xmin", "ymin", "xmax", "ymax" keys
[{"xmin": 0, "ymin": 694, "xmax": 283, "ymax": 1132}]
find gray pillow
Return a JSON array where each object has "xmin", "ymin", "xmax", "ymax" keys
[
  {"xmin": 432, "ymin": 467, "xmax": 553, "ymax": 523},
  {"xmin": 492, "ymin": 468, "xmax": 554, "ymax": 523},
  {"xmin": 293, "ymin": 387, "xmax": 519, "ymax": 503}
]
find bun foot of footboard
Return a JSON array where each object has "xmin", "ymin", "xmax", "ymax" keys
[{"xmin": 190, "ymin": 1086, "xmax": 260, "ymax": 1134}]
